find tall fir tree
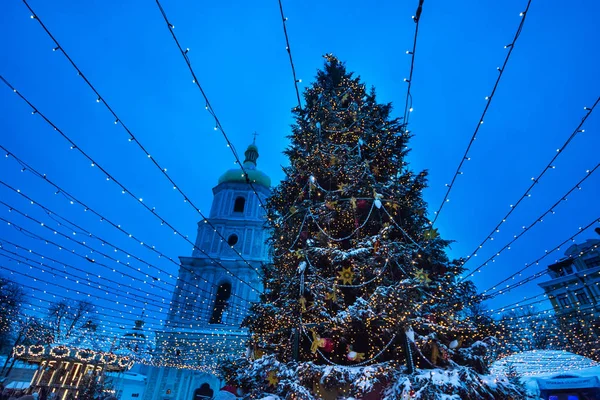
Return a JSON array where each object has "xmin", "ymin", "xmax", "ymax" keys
[{"xmin": 221, "ymin": 55, "xmax": 523, "ymax": 399}]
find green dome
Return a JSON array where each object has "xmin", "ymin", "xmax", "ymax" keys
[
  {"xmin": 218, "ymin": 142, "xmax": 271, "ymax": 187},
  {"xmin": 218, "ymin": 168, "xmax": 271, "ymax": 187}
]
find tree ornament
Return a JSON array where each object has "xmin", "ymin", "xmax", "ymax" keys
[
  {"xmin": 337, "ymin": 266, "xmax": 354, "ymax": 284},
  {"xmin": 373, "ymin": 239, "xmax": 380, "ymax": 254},
  {"xmin": 299, "ymin": 296, "xmax": 307, "ymax": 313},
  {"xmin": 310, "ymin": 330, "xmax": 334, "ymax": 353},
  {"xmin": 430, "ymin": 342, "xmax": 440, "ymax": 365},
  {"xmin": 290, "ymin": 206, "xmax": 298, "ymax": 215},
  {"xmin": 325, "ymin": 285, "xmax": 338, "ymax": 302},
  {"xmin": 413, "ymin": 268, "xmax": 431, "ymax": 285},
  {"xmin": 424, "ymin": 228, "xmax": 439, "ymax": 240},
  {"xmin": 321, "ymin": 338, "xmax": 334, "ymax": 353},
  {"xmin": 350, "ymin": 197, "xmax": 357, "ymax": 210},
  {"xmin": 325, "ymin": 200, "xmax": 337, "ymax": 210},
  {"xmin": 357, "ymin": 199, "xmax": 368, "ymax": 209},
  {"xmin": 266, "ymin": 370, "xmax": 279, "ymax": 386},
  {"xmin": 346, "ymin": 345, "xmax": 365, "ymax": 362},
  {"xmin": 298, "ymin": 261, "xmax": 307, "ymax": 274},
  {"xmin": 449, "ymin": 339, "xmax": 462, "ymax": 349},
  {"xmin": 341, "ymin": 92, "xmax": 350, "ymax": 104},
  {"xmin": 373, "ymin": 190, "xmax": 383, "ymax": 209}
]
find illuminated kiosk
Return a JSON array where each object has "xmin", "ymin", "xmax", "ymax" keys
[
  {"xmin": 536, "ymin": 375, "xmax": 600, "ymax": 400},
  {"xmin": 12, "ymin": 344, "xmax": 134, "ymax": 400}
]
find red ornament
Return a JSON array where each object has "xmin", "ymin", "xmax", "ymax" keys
[
  {"xmin": 321, "ymin": 338, "xmax": 334, "ymax": 353},
  {"xmin": 357, "ymin": 199, "xmax": 368, "ymax": 209},
  {"xmin": 299, "ymin": 231, "xmax": 309, "ymax": 241},
  {"xmin": 354, "ymin": 217, "xmax": 360, "ymax": 229}
]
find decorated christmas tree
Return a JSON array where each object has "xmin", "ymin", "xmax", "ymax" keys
[{"xmin": 221, "ymin": 55, "xmax": 523, "ymax": 399}]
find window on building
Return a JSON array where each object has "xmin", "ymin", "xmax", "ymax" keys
[
  {"xmin": 227, "ymin": 234, "xmax": 238, "ymax": 246},
  {"xmin": 584, "ymin": 255, "xmax": 600, "ymax": 268},
  {"xmin": 233, "ymin": 196, "xmax": 246, "ymax": 213},
  {"xmin": 132, "ymin": 394, "xmax": 140, "ymax": 398},
  {"xmin": 557, "ymin": 294, "xmax": 570, "ymax": 308},
  {"xmin": 563, "ymin": 265, "xmax": 574, "ymax": 275},
  {"xmin": 559, "ymin": 265, "xmax": 573, "ymax": 276},
  {"xmin": 575, "ymin": 289, "xmax": 591, "ymax": 305},
  {"xmin": 210, "ymin": 282, "xmax": 232, "ymax": 324}
]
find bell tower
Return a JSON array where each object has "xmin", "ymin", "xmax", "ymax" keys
[
  {"xmin": 168, "ymin": 141, "xmax": 270, "ymax": 327},
  {"xmin": 145, "ymin": 142, "xmax": 271, "ymax": 400}
]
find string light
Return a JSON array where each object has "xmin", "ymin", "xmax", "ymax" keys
[
  {"xmin": 17, "ymin": 1, "xmax": 265, "ymax": 281},
  {"xmin": 431, "ymin": 0, "xmax": 533, "ymax": 225},
  {"xmin": 276, "ymin": 0, "xmax": 302, "ymax": 109},
  {"xmin": 154, "ymin": 0, "xmax": 268, "ymax": 215},
  {"xmin": 461, "ymin": 164, "xmax": 600, "ymax": 280},
  {"xmin": 403, "ymin": 0, "xmax": 424, "ymax": 126},
  {"xmin": 460, "ymin": 98, "xmax": 599, "ymax": 268},
  {"xmin": 0, "ymin": 77, "xmax": 260, "ymax": 294},
  {"xmin": 481, "ymin": 225, "xmax": 600, "ymax": 297}
]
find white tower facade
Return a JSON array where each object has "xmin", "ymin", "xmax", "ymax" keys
[{"xmin": 143, "ymin": 143, "xmax": 270, "ymax": 400}]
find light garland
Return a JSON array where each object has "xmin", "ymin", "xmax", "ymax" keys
[
  {"xmin": 432, "ymin": 0, "xmax": 534, "ymax": 225},
  {"xmin": 20, "ymin": 0, "xmax": 266, "ymax": 281},
  {"xmin": 50, "ymin": 345, "xmax": 71, "ymax": 358},
  {"xmin": 464, "ymin": 164, "xmax": 600, "ymax": 280}
]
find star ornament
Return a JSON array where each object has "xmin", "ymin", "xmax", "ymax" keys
[
  {"xmin": 266, "ymin": 370, "xmax": 279, "ymax": 386},
  {"xmin": 423, "ymin": 228, "xmax": 439, "ymax": 240},
  {"xmin": 414, "ymin": 268, "xmax": 431, "ymax": 285},
  {"xmin": 337, "ymin": 266, "xmax": 354, "ymax": 285},
  {"xmin": 293, "ymin": 250, "xmax": 304, "ymax": 259}
]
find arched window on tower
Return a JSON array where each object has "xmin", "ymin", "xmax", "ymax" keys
[
  {"xmin": 209, "ymin": 282, "xmax": 232, "ymax": 324},
  {"xmin": 233, "ymin": 196, "xmax": 246, "ymax": 213}
]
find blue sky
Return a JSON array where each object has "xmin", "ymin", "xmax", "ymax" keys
[{"xmin": 0, "ymin": 0, "xmax": 599, "ymax": 339}]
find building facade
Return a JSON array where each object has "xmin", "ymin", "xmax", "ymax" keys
[
  {"xmin": 142, "ymin": 143, "xmax": 271, "ymax": 400},
  {"xmin": 538, "ymin": 238, "xmax": 600, "ymax": 347},
  {"xmin": 539, "ymin": 239, "xmax": 600, "ymax": 315}
]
